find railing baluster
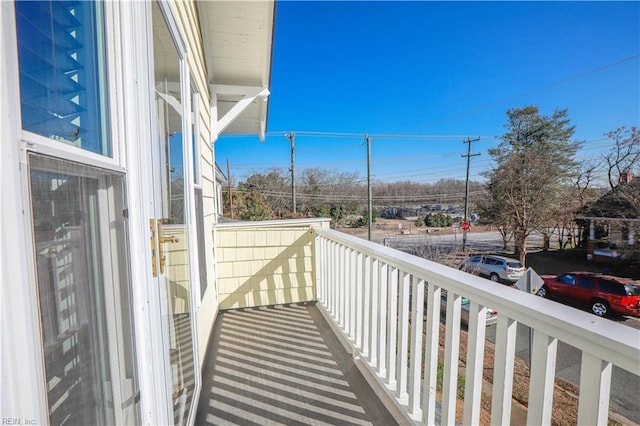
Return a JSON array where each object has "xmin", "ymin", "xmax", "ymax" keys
[
  {"xmin": 408, "ymin": 276, "xmax": 425, "ymax": 416},
  {"xmin": 343, "ymin": 247, "xmax": 351, "ymax": 337},
  {"xmin": 396, "ymin": 271, "xmax": 410, "ymax": 400},
  {"xmin": 331, "ymin": 243, "xmax": 340, "ymax": 316},
  {"xmin": 325, "ymin": 240, "xmax": 331, "ymax": 310},
  {"xmin": 577, "ymin": 353, "xmax": 612, "ymax": 425},
  {"xmin": 386, "ymin": 266, "xmax": 399, "ymax": 388},
  {"xmin": 348, "ymin": 248, "xmax": 356, "ymax": 342},
  {"xmin": 362, "ymin": 256, "xmax": 371, "ymax": 359},
  {"xmin": 441, "ymin": 292, "xmax": 462, "ymax": 425},
  {"xmin": 422, "ymin": 283, "xmax": 441, "ymax": 425},
  {"xmin": 378, "ymin": 262, "xmax": 388, "ymax": 377},
  {"xmin": 355, "ymin": 251, "xmax": 364, "ymax": 351},
  {"xmin": 491, "ymin": 316, "xmax": 518, "ymax": 426},
  {"xmin": 338, "ymin": 243, "xmax": 345, "ymax": 328},
  {"xmin": 463, "ymin": 300, "xmax": 488, "ymax": 425},
  {"xmin": 527, "ymin": 330, "xmax": 558, "ymax": 426},
  {"xmin": 369, "ymin": 258, "xmax": 379, "ymax": 366}
]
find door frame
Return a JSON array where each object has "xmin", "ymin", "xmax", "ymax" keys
[{"xmin": 143, "ymin": 2, "xmax": 202, "ymax": 423}]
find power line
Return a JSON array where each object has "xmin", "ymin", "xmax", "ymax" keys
[
  {"xmin": 220, "ymin": 130, "xmax": 500, "ymax": 140},
  {"xmin": 233, "ymin": 188, "xmax": 488, "ymax": 202}
]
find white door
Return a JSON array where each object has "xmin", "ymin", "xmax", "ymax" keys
[{"xmin": 148, "ymin": 3, "xmax": 199, "ymax": 424}]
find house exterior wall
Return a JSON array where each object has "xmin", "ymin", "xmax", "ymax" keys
[{"xmin": 215, "ymin": 219, "xmax": 330, "ymax": 309}]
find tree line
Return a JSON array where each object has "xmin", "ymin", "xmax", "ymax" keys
[{"xmin": 224, "ymin": 170, "xmax": 485, "ymax": 224}]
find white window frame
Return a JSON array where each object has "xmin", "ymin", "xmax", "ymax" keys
[
  {"xmin": 16, "ymin": 0, "xmax": 123, "ymax": 172},
  {"xmin": 9, "ymin": 1, "xmax": 141, "ymax": 423}
]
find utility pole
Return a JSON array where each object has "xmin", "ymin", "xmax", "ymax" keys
[
  {"xmin": 286, "ymin": 132, "xmax": 296, "ymax": 214},
  {"xmin": 462, "ymin": 137, "xmax": 481, "ymax": 251},
  {"xmin": 226, "ymin": 158, "xmax": 233, "ymax": 219},
  {"xmin": 366, "ymin": 134, "xmax": 372, "ymax": 241}
]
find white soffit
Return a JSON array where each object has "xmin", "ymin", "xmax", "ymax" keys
[{"xmin": 199, "ymin": 1, "xmax": 275, "ymax": 139}]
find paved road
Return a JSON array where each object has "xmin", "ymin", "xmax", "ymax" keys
[
  {"xmin": 387, "ymin": 230, "xmax": 640, "ymax": 423},
  {"xmin": 376, "ymin": 230, "xmax": 543, "ymax": 253}
]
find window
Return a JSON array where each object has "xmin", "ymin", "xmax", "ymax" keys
[
  {"xmin": 625, "ymin": 284, "xmax": 640, "ymax": 296},
  {"xmin": 15, "ymin": 1, "xmax": 110, "ymax": 156},
  {"xmin": 577, "ymin": 276, "xmax": 594, "ymax": 289},
  {"xmin": 559, "ymin": 274, "xmax": 575, "ymax": 285},
  {"xmin": 600, "ymin": 280, "xmax": 626, "ymax": 295}
]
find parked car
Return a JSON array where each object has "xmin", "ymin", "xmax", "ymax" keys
[
  {"xmin": 440, "ymin": 291, "xmax": 498, "ymax": 326},
  {"xmin": 537, "ymin": 272, "xmax": 640, "ymax": 317},
  {"xmin": 459, "ymin": 254, "xmax": 525, "ymax": 283}
]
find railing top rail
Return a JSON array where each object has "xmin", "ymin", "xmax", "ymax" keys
[
  {"xmin": 312, "ymin": 226, "xmax": 640, "ymax": 375},
  {"xmin": 216, "ymin": 218, "xmax": 331, "ymax": 229}
]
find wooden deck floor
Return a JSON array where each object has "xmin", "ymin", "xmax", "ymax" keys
[{"xmin": 195, "ymin": 302, "xmax": 398, "ymax": 425}]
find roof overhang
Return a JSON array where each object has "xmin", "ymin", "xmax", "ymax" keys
[{"xmin": 199, "ymin": 1, "xmax": 275, "ymax": 141}]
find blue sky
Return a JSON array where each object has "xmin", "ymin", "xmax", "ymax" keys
[{"xmin": 216, "ymin": 1, "xmax": 639, "ymax": 184}]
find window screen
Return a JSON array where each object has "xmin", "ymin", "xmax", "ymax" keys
[{"xmin": 29, "ymin": 154, "xmax": 139, "ymax": 424}]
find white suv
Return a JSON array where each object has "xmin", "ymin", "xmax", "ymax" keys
[{"xmin": 459, "ymin": 254, "xmax": 525, "ymax": 283}]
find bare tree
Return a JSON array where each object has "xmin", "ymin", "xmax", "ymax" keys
[{"xmin": 604, "ymin": 126, "xmax": 640, "ymax": 189}]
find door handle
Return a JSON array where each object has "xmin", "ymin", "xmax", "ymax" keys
[
  {"xmin": 159, "ymin": 235, "xmax": 180, "ymax": 244},
  {"xmin": 157, "ymin": 220, "xmax": 180, "ymax": 274}
]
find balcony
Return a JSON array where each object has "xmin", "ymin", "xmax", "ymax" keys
[{"xmin": 198, "ymin": 219, "xmax": 640, "ymax": 425}]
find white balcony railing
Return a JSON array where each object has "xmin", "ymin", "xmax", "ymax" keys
[{"xmin": 312, "ymin": 226, "xmax": 640, "ymax": 425}]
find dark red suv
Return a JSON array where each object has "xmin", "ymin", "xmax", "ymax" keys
[{"xmin": 537, "ymin": 272, "xmax": 640, "ymax": 317}]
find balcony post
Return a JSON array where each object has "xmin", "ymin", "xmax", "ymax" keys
[
  {"xmin": 490, "ymin": 316, "xmax": 518, "ymax": 426},
  {"xmin": 386, "ymin": 266, "xmax": 399, "ymax": 388},
  {"xmin": 362, "ymin": 256, "xmax": 372, "ymax": 359},
  {"xmin": 396, "ymin": 271, "xmax": 411, "ymax": 400},
  {"xmin": 377, "ymin": 262, "xmax": 388, "ymax": 377},
  {"xmin": 577, "ymin": 353, "xmax": 612, "ymax": 425},
  {"xmin": 369, "ymin": 258, "xmax": 379, "ymax": 366},
  {"xmin": 422, "ymin": 283, "xmax": 441, "ymax": 425},
  {"xmin": 338, "ymin": 243, "xmax": 345, "ymax": 329},
  {"xmin": 408, "ymin": 276, "xmax": 425, "ymax": 416},
  {"xmin": 442, "ymin": 292, "xmax": 462, "ymax": 425},
  {"xmin": 527, "ymin": 330, "xmax": 558, "ymax": 425},
  {"xmin": 463, "ymin": 301, "xmax": 488, "ymax": 425},
  {"xmin": 355, "ymin": 252, "xmax": 364, "ymax": 350},
  {"xmin": 348, "ymin": 248, "xmax": 356, "ymax": 342}
]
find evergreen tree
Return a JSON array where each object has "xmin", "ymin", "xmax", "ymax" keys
[{"xmin": 484, "ymin": 105, "xmax": 580, "ymax": 265}]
